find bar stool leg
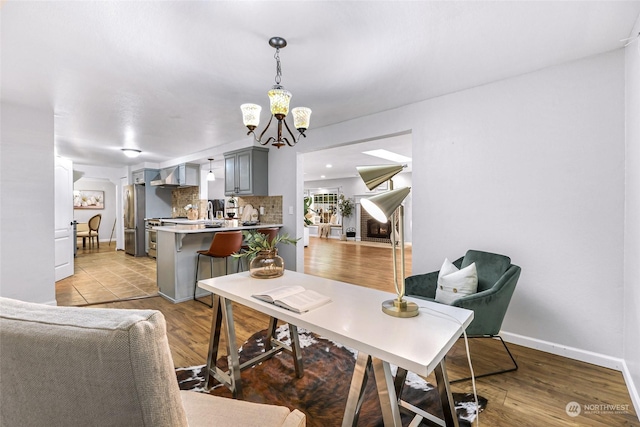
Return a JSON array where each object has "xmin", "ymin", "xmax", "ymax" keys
[{"xmin": 194, "ymin": 254, "xmax": 213, "ymax": 308}]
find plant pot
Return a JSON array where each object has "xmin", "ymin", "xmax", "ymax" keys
[{"xmin": 249, "ymin": 249, "xmax": 284, "ymax": 279}]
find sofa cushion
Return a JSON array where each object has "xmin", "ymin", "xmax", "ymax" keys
[{"xmin": 435, "ymin": 258, "xmax": 478, "ymax": 305}]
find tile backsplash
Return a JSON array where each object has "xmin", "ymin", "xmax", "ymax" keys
[
  {"xmin": 237, "ymin": 196, "xmax": 283, "ymax": 224},
  {"xmin": 171, "ymin": 187, "xmax": 283, "ymax": 224},
  {"xmin": 172, "ymin": 187, "xmax": 200, "ymax": 218}
]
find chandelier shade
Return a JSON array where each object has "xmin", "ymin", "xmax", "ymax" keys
[
  {"xmin": 241, "ymin": 104, "xmax": 262, "ymax": 129},
  {"xmin": 241, "ymin": 37, "xmax": 311, "ymax": 149},
  {"xmin": 268, "ymin": 86, "xmax": 292, "ymax": 116},
  {"xmin": 292, "ymin": 107, "xmax": 312, "ymax": 130}
]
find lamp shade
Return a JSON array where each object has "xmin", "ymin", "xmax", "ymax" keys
[
  {"xmin": 291, "ymin": 107, "xmax": 312, "ymax": 130},
  {"xmin": 356, "ymin": 164, "xmax": 405, "ymax": 191},
  {"xmin": 241, "ymin": 104, "xmax": 262, "ymax": 127},
  {"xmin": 361, "ymin": 187, "xmax": 411, "ymax": 222},
  {"xmin": 268, "ymin": 85, "xmax": 291, "ymax": 116},
  {"xmin": 207, "ymin": 171, "xmax": 215, "ymax": 181}
]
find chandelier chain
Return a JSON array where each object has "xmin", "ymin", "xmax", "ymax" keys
[{"xmin": 274, "ymin": 48, "xmax": 282, "ymax": 85}]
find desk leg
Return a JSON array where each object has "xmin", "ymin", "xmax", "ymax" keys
[
  {"xmin": 265, "ymin": 319, "xmax": 304, "ymax": 378},
  {"xmin": 288, "ymin": 324, "xmax": 304, "ymax": 378},
  {"xmin": 204, "ymin": 294, "xmax": 223, "ymax": 388},
  {"xmin": 372, "ymin": 358, "xmax": 403, "ymax": 426},
  {"xmin": 434, "ymin": 358, "xmax": 459, "ymax": 427},
  {"xmin": 203, "ymin": 295, "xmax": 243, "ymax": 399},
  {"xmin": 342, "ymin": 352, "xmax": 371, "ymax": 427},
  {"xmin": 220, "ymin": 296, "xmax": 243, "ymax": 399}
]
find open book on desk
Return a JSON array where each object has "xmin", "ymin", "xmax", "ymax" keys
[{"xmin": 252, "ymin": 285, "xmax": 331, "ymax": 314}]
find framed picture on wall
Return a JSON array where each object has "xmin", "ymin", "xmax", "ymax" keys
[{"xmin": 74, "ymin": 190, "xmax": 104, "ymax": 209}]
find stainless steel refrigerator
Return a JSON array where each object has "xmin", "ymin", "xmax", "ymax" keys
[{"xmin": 124, "ymin": 184, "xmax": 146, "ymax": 256}]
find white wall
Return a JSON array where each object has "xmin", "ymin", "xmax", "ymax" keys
[
  {"xmin": 624, "ymin": 14, "xmax": 640, "ymax": 414},
  {"xmin": 73, "ymin": 164, "xmax": 126, "ymax": 250},
  {"xmin": 73, "ymin": 178, "xmax": 116, "ymax": 245},
  {"xmin": 300, "ymin": 50, "xmax": 626, "ymax": 364},
  {"xmin": 0, "ymin": 102, "xmax": 56, "ymax": 304}
]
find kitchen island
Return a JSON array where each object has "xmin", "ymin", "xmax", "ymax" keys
[{"xmin": 156, "ymin": 222, "xmax": 283, "ymax": 303}]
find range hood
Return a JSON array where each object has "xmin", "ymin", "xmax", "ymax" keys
[{"xmin": 150, "ymin": 163, "xmax": 200, "ymax": 187}]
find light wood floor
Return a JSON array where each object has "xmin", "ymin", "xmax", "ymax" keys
[{"xmin": 66, "ymin": 238, "xmax": 638, "ymax": 426}]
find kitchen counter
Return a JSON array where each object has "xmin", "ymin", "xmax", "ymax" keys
[
  {"xmin": 156, "ymin": 223, "xmax": 283, "ymax": 303},
  {"xmin": 155, "ymin": 221, "xmax": 278, "ymax": 234}
]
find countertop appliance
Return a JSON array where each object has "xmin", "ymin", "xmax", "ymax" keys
[{"xmin": 124, "ymin": 184, "xmax": 146, "ymax": 256}]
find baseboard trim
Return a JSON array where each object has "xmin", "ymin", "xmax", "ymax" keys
[
  {"xmin": 502, "ymin": 331, "xmax": 639, "ymax": 421},
  {"xmin": 621, "ymin": 360, "xmax": 640, "ymax": 420},
  {"xmin": 501, "ymin": 331, "xmax": 624, "ymax": 370}
]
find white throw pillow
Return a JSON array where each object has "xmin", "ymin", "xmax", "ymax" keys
[{"xmin": 435, "ymin": 258, "xmax": 478, "ymax": 305}]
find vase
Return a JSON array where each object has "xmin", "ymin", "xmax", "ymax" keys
[{"xmin": 249, "ymin": 249, "xmax": 284, "ymax": 279}]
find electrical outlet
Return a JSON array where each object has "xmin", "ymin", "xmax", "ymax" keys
[{"xmin": 289, "ymin": 206, "xmax": 294, "ymax": 215}]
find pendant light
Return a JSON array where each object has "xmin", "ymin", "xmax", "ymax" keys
[{"xmin": 207, "ymin": 158, "xmax": 215, "ymax": 181}]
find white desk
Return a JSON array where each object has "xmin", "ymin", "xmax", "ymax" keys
[{"xmin": 198, "ymin": 271, "xmax": 473, "ymax": 427}]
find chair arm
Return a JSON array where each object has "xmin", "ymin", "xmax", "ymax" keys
[
  {"xmin": 451, "ymin": 265, "xmax": 521, "ymax": 336},
  {"xmin": 404, "ymin": 271, "xmax": 439, "ymax": 299},
  {"xmin": 405, "ymin": 256, "xmax": 464, "ymax": 299}
]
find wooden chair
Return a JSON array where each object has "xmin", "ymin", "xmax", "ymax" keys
[{"xmin": 76, "ymin": 213, "xmax": 102, "ymax": 248}]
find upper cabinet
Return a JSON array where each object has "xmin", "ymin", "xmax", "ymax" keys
[
  {"xmin": 224, "ymin": 147, "xmax": 269, "ymax": 196},
  {"xmin": 132, "ymin": 170, "xmax": 145, "ymax": 185}
]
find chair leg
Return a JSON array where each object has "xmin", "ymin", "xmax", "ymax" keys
[
  {"xmin": 450, "ymin": 335, "xmax": 518, "ymax": 384},
  {"xmin": 194, "ymin": 254, "xmax": 213, "ymax": 308}
]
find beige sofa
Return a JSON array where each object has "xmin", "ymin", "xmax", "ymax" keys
[{"xmin": 0, "ymin": 297, "xmax": 305, "ymax": 427}]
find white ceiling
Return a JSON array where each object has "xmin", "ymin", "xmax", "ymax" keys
[{"xmin": 2, "ymin": 1, "xmax": 639, "ymax": 179}]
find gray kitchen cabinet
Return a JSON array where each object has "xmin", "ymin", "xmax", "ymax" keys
[
  {"xmin": 224, "ymin": 147, "xmax": 268, "ymax": 196},
  {"xmin": 132, "ymin": 170, "xmax": 145, "ymax": 184}
]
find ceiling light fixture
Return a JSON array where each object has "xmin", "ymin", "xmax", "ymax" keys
[
  {"xmin": 362, "ymin": 149, "xmax": 412, "ymax": 163},
  {"xmin": 241, "ymin": 37, "xmax": 312, "ymax": 149},
  {"xmin": 121, "ymin": 148, "xmax": 141, "ymax": 158},
  {"xmin": 207, "ymin": 158, "xmax": 215, "ymax": 181}
]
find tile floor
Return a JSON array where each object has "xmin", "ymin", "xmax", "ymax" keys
[{"xmin": 56, "ymin": 242, "xmax": 158, "ymax": 306}]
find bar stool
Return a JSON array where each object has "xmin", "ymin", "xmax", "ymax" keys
[
  {"xmin": 257, "ymin": 227, "xmax": 279, "ymax": 243},
  {"xmin": 194, "ymin": 230, "xmax": 243, "ymax": 307}
]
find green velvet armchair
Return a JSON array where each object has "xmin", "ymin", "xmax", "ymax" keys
[{"xmin": 405, "ymin": 249, "xmax": 521, "ymax": 381}]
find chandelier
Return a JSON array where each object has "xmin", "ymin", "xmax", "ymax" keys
[{"xmin": 241, "ymin": 37, "xmax": 311, "ymax": 149}]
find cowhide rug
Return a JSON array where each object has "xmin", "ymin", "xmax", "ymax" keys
[{"xmin": 177, "ymin": 324, "xmax": 486, "ymax": 427}]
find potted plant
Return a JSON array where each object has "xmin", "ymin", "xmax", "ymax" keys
[
  {"xmin": 303, "ymin": 196, "xmax": 316, "ymax": 246},
  {"xmin": 233, "ymin": 230, "xmax": 299, "ymax": 278},
  {"xmin": 337, "ymin": 194, "xmax": 354, "ymax": 240}
]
